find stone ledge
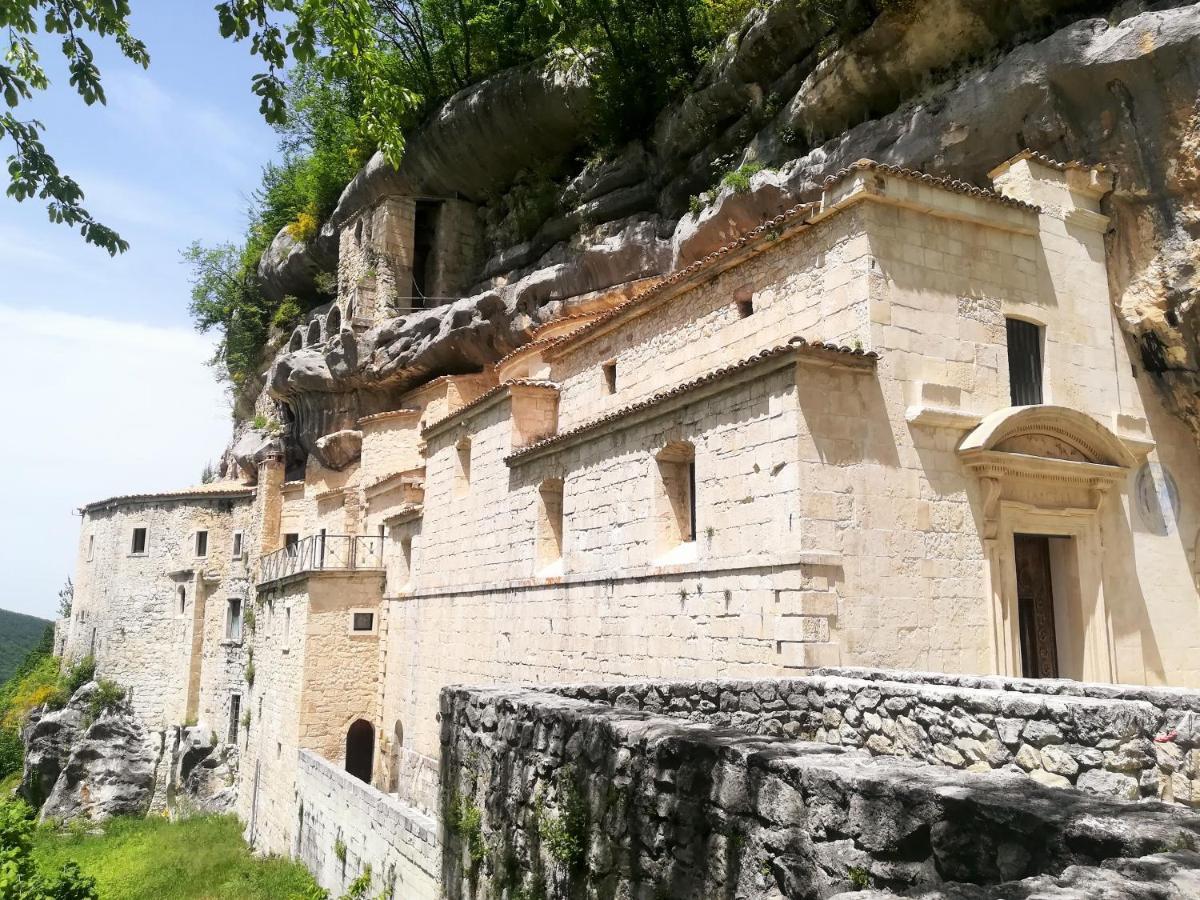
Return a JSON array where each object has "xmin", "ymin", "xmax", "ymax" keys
[{"xmin": 387, "ymin": 550, "xmax": 842, "ymax": 601}]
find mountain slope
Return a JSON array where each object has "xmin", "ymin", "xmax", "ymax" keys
[{"xmin": 0, "ymin": 608, "xmax": 53, "ymax": 684}]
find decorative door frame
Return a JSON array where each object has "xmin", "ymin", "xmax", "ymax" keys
[{"xmin": 958, "ymin": 406, "xmax": 1136, "ymax": 681}]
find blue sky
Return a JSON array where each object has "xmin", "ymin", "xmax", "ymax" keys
[{"xmin": 0, "ymin": 4, "xmax": 282, "ymax": 619}]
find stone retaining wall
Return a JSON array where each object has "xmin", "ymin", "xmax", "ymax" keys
[
  {"xmin": 545, "ymin": 669, "xmax": 1200, "ymax": 805},
  {"xmin": 440, "ymin": 683, "xmax": 1200, "ymax": 899},
  {"xmin": 295, "ymin": 750, "xmax": 439, "ymax": 900}
]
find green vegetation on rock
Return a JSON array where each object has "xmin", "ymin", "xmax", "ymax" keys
[
  {"xmin": 29, "ymin": 813, "xmax": 324, "ymax": 900},
  {"xmin": 0, "ymin": 624, "xmax": 56, "ymax": 782}
]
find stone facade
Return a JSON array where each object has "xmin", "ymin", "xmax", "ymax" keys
[
  {"xmin": 59, "ymin": 152, "xmax": 1200, "ymax": 897},
  {"xmin": 295, "ymin": 750, "xmax": 438, "ymax": 900}
]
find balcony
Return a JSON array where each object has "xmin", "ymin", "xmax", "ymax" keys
[{"xmin": 257, "ymin": 534, "xmax": 384, "ymax": 587}]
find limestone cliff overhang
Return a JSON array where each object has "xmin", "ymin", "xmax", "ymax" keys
[
  {"xmin": 421, "ymin": 379, "xmax": 559, "ymax": 439},
  {"xmin": 79, "ymin": 482, "xmax": 255, "ymax": 515},
  {"xmin": 506, "ymin": 338, "xmax": 878, "ymax": 466}
]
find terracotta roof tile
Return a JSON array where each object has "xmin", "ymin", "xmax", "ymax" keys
[
  {"xmin": 81, "ymin": 482, "xmax": 254, "ymax": 512},
  {"xmin": 825, "ymin": 159, "xmax": 1040, "ymax": 211},
  {"xmin": 996, "ymin": 148, "xmax": 1109, "ymax": 173},
  {"xmin": 506, "ymin": 338, "xmax": 878, "ymax": 463},
  {"xmin": 357, "ymin": 408, "xmax": 421, "ymax": 426}
]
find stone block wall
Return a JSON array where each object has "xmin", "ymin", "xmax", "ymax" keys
[
  {"xmin": 440, "ymin": 681, "xmax": 1200, "ymax": 900},
  {"xmin": 546, "ymin": 669, "xmax": 1200, "ymax": 805},
  {"xmin": 296, "ymin": 749, "xmax": 439, "ymax": 900},
  {"xmin": 65, "ymin": 493, "xmax": 256, "ymax": 729}
]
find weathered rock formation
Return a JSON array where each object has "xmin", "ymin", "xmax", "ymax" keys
[
  {"xmin": 23, "ymin": 683, "xmax": 159, "ymax": 822},
  {"xmin": 19, "ymin": 684, "xmax": 238, "ymax": 823},
  {"xmin": 248, "ymin": 1, "xmax": 1200, "ymax": 464}
]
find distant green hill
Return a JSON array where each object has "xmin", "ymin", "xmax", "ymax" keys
[{"xmin": 0, "ymin": 608, "xmax": 53, "ymax": 684}]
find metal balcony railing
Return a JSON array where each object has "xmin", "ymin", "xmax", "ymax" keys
[{"xmin": 257, "ymin": 534, "xmax": 384, "ymax": 585}]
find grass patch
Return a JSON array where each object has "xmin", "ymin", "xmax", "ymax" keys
[{"xmin": 32, "ymin": 814, "xmax": 323, "ymax": 900}]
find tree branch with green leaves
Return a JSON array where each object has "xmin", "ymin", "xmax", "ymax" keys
[{"xmin": 0, "ymin": 0, "xmax": 149, "ymax": 254}]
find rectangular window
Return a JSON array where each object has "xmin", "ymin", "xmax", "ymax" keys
[
  {"xmin": 231, "ymin": 532, "xmax": 243, "ymax": 559},
  {"xmin": 736, "ymin": 298, "xmax": 754, "ymax": 318},
  {"xmin": 455, "ymin": 439, "xmax": 472, "ymax": 496},
  {"xmin": 228, "ymin": 694, "xmax": 241, "ymax": 743},
  {"xmin": 602, "ymin": 361, "xmax": 617, "ymax": 394},
  {"xmin": 655, "ymin": 442, "xmax": 697, "ymax": 552},
  {"xmin": 1006, "ymin": 318, "xmax": 1044, "ymax": 406},
  {"xmin": 284, "ymin": 533, "xmax": 299, "ymax": 556},
  {"xmin": 195, "ymin": 530, "xmax": 208, "ymax": 558},
  {"xmin": 283, "ymin": 606, "xmax": 291, "ymax": 649},
  {"xmin": 86, "ymin": 534, "xmax": 94, "ymax": 561},
  {"xmin": 400, "ymin": 536, "xmax": 414, "ymax": 584},
  {"xmin": 130, "ymin": 527, "xmax": 147, "ymax": 555},
  {"xmin": 352, "ymin": 612, "xmax": 375, "ymax": 632},
  {"xmin": 225, "ymin": 598, "xmax": 243, "ymax": 642},
  {"xmin": 536, "ymin": 479, "xmax": 565, "ymax": 569}
]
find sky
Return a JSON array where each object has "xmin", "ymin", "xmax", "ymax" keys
[{"xmin": 0, "ymin": 4, "xmax": 281, "ymax": 619}]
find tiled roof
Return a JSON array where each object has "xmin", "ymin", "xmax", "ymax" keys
[
  {"xmin": 357, "ymin": 408, "xmax": 421, "ymax": 426},
  {"xmin": 529, "ymin": 312, "xmax": 603, "ymax": 339},
  {"xmin": 493, "ymin": 335, "xmax": 561, "ymax": 371},
  {"xmin": 421, "ymin": 379, "xmax": 560, "ymax": 436},
  {"xmin": 382, "ymin": 503, "xmax": 424, "ymax": 524},
  {"xmin": 539, "ymin": 202, "xmax": 821, "ymax": 358},
  {"xmin": 996, "ymin": 148, "xmax": 1108, "ymax": 173},
  {"xmin": 81, "ymin": 481, "xmax": 254, "ymax": 512},
  {"xmin": 825, "ymin": 159, "xmax": 1041, "ymax": 211},
  {"xmin": 505, "ymin": 338, "xmax": 878, "ymax": 463}
]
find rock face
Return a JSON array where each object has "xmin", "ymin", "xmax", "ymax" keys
[
  {"xmin": 173, "ymin": 725, "xmax": 238, "ymax": 816},
  {"xmin": 19, "ymin": 688, "xmax": 87, "ymax": 808},
  {"xmin": 25, "ymin": 684, "xmax": 160, "ymax": 822},
  {"xmin": 18, "ymin": 685, "xmax": 239, "ymax": 823},
  {"xmin": 253, "ymin": 1, "xmax": 1200, "ymax": 459}
]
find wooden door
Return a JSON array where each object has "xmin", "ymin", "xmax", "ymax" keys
[{"xmin": 1015, "ymin": 534, "xmax": 1059, "ymax": 678}]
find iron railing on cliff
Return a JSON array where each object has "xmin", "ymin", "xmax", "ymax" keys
[{"xmin": 257, "ymin": 534, "xmax": 384, "ymax": 586}]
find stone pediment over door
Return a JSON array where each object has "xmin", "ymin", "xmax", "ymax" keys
[{"xmin": 958, "ymin": 406, "xmax": 1136, "ymax": 538}]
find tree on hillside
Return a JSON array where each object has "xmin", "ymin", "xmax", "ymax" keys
[
  {"xmin": 0, "ymin": 1, "xmax": 149, "ymax": 254},
  {"xmin": 57, "ymin": 578, "xmax": 73, "ymax": 618}
]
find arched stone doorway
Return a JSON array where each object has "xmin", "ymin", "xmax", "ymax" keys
[
  {"xmin": 345, "ymin": 719, "xmax": 374, "ymax": 783},
  {"xmin": 959, "ymin": 406, "xmax": 1137, "ymax": 682}
]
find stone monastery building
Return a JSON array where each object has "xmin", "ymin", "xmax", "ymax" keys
[{"xmin": 59, "ymin": 153, "xmax": 1200, "ymax": 895}]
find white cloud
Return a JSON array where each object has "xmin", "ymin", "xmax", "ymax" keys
[{"xmin": 0, "ymin": 306, "xmax": 233, "ymax": 619}]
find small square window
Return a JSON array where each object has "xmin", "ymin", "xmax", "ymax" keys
[
  {"xmin": 736, "ymin": 298, "xmax": 754, "ymax": 318},
  {"xmin": 352, "ymin": 612, "xmax": 375, "ymax": 632},
  {"xmin": 131, "ymin": 527, "xmax": 147, "ymax": 555},
  {"xmin": 232, "ymin": 532, "xmax": 243, "ymax": 559},
  {"xmin": 195, "ymin": 530, "xmax": 208, "ymax": 558},
  {"xmin": 602, "ymin": 361, "xmax": 617, "ymax": 394},
  {"xmin": 284, "ymin": 533, "xmax": 300, "ymax": 556}
]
